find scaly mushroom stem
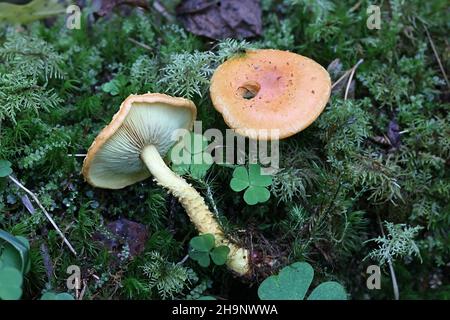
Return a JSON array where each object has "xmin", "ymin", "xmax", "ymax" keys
[{"xmin": 141, "ymin": 145, "xmax": 250, "ymax": 276}]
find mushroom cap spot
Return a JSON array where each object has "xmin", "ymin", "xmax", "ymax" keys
[
  {"xmin": 210, "ymin": 49, "xmax": 331, "ymax": 140},
  {"xmin": 82, "ymin": 93, "xmax": 196, "ymax": 189}
]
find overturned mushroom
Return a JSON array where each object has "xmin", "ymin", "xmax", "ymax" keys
[
  {"xmin": 210, "ymin": 49, "xmax": 331, "ymax": 140},
  {"xmin": 82, "ymin": 93, "xmax": 250, "ymax": 276}
]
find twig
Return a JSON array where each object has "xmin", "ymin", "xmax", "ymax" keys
[
  {"xmin": 177, "ymin": 254, "xmax": 189, "ymax": 265},
  {"xmin": 78, "ymin": 279, "xmax": 87, "ymax": 300},
  {"xmin": 127, "ymin": 37, "xmax": 153, "ymax": 52},
  {"xmin": 331, "ymin": 69, "xmax": 352, "ymax": 90},
  {"xmin": 344, "ymin": 59, "xmax": 364, "ymax": 100},
  {"xmin": 349, "ymin": 1, "xmax": 362, "ymax": 12},
  {"xmin": 152, "ymin": 0, "xmax": 175, "ymax": 22},
  {"xmin": 376, "ymin": 213, "xmax": 400, "ymax": 300},
  {"xmin": 205, "ymin": 183, "xmax": 220, "ymax": 218},
  {"xmin": 423, "ymin": 24, "xmax": 450, "ymax": 89},
  {"xmin": 8, "ymin": 175, "xmax": 77, "ymax": 256},
  {"xmin": 68, "ymin": 153, "xmax": 87, "ymax": 157}
]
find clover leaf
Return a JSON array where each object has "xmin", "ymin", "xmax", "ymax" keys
[
  {"xmin": 101, "ymin": 75, "xmax": 127, "ymax": 96},
  {"xmin": 191, "ymin": 233, "xmax": 215, "ymax": 251},
  {"xmin": 0, "ymin": 230, "xmax": 30, "ymax": 274},
  {"xmin": 230, "ymin": 164, "xmax": 272, "ymax": 205},
  {"xmin": 0, "ymin": 160, "xmax": 12, "ymax": 178},
  {"xmin": 258, "ymin": 262, "xmax": 347, "ymax": 300},
  {"xmin": 102, "ymin": 81, "xmax": 120, "ymax": 96},
  {"xmin": 197, "ymin": 296, "xmax": 217, "ymax": 300},
  {"xmin": 210, "ymin": 245, "xmax": 230, "ymax": 265},
  {"xmin": 41, "ymin": 292, "xmax": 75, "ymax": 300},
  {"xmin": 0, "ymin": 231, "xmax": 31, "ymax": 300},
  {"xmin": 170, "ymin": 132, "xmax": 213, "ymax": 180},
  {"xmin": 0, "ymin": 267, "xmax": 23, "ymax": 300},
  {"xmin": 189, "ymin": 234, "xmax": 230, "ymax": 268}
]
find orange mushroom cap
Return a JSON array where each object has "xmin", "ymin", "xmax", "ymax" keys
[{"xmin": 210, "ymin": 49, "xmax": 331, "ymax": 140}]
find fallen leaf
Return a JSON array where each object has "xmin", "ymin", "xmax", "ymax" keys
[
  {"xmin": 94, "ymin": 218, "xmax": 148, "ymax": 259},
  {"xmin": 387, "ymin": 119, "xmax": 401, "ymax": 150},
  {"xmin": 176, "ymin": 0, "xmax": 262, "ymax": 40},
  {"xmin": 91, "ymin": 0, "xmax": 148, "ymax": 17}
]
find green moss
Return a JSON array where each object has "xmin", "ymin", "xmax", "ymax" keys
[{"xmin": 0, "ymin": 0, "xmax": 448, "ymax": 300}]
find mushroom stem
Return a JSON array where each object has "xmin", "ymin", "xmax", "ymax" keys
[{"xmin": 141, "ymin": 145, "xmax": 250, "ymax": 276}]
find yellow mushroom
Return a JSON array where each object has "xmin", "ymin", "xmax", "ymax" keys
[{"xmin": 82, "ymin": 93, "xmax": 250, "ymax": 276}]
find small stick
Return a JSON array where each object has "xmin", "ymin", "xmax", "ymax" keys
[
  {"xmin": 376, "ymin": 213, "xmax": 400, "ymax": 300},
  {"xmin": 127, "ymin": 37, "xmax": 153, "ymax": 52},
  {"xmin": 423, "ymin": 25, "xmax": 449, "ymax": 89},
  {"xmin": 331, "ymin": 69, "xmax": 352, "ymax": 90},
  {"xmin": 344, "ymin": 59, "xmax": 364, "ymax": 100},
  {"xmin": 177, "ymin": 254, "xmax": 190, "ymax": 265},
  {"xmin": 331, "ymin": 58, "xmax": 364, "ymax": 93},
  {"xmin": 68, "ymin": 153, "xmax": 87, "ymax": 157},
  {"xmin": 8, "ymin": 175, "xmax": 77, "ymax": 256},
  {"xmin": 78, "ymin": 279, "xmax": 87, "ymax": 300},
  {"xmin": 205, "ymin": 183, "xmax": 220, "ymax": 218},
  {"xmin": 152, "ymin": 0, "xmax": 175, "ymax": 22}
]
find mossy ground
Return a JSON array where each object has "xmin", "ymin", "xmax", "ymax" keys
[{"xmin": 0, "ymin": 0, "xmax": 449, "ymax": 300}]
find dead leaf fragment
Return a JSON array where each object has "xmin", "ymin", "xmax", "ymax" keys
[
  {"xmin": 176, "ymin": 0, "xmax": 262, "ymax": 40},
  {"xmin": 94, "ymin": 218, "xmax": 148, "ymax": 260}
]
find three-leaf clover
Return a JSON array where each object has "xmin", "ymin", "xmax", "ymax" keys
[
  {"xmin": 0, "ymin": 160, "xmax": 12, "ymax": 178},
  {"xmin": 170, "ymin": 132, "xmax": 213, "ymax": 180},
  {"xmin": 230, "ymin": 164, "xmax": 272, "ymax": 205},
  {"xmin": 101, "ymin": 75, "xmax": 127, "ymax": 96},
  {"xmin": 258, "ymin": 262, "xmax": 347, "ymax": 300},
  {"xmin": 189, "ymin": 234, "xmax": 230, "ymax": 268}
]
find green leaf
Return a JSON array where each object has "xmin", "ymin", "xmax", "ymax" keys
[
  {"xmin": 40, "ymin": 292, "xmax": 58, "ymax": 300},
  {"xmin": 56, "ymin": 292, "xmax": 75, "ymax": 300},
  {"xmin": 185, "ymin": 132, "xmax": 209, "ymax": 154},
  {"xmin": 189, "ymin": 250, "xmax": 211, "ymax": 267},
  {"xmin": 258, "ymin": 262, "xmax": 314, "ymax": 300},
  {"xmin": 102, "ymin": 76, "xmax": 127, "ymax": 96},
  {"xmin": 0, "ymin": 230, "xmax": 30, "ymax": 274},
  {"xmin": 230, "ymin": 166, "xmax": 249, "ymax": 191},
  {"xmin": 244, "ymin": 186, "xmax": 270, "ymax": 205},
  {"xmin": 230, "ymin": 177, "xmax": 249, "ymax": 192},
  {"xmin": 0, "ymin": 160, "xmax": 12, "ymax": 177},
  {"xmin": 15, "ymin": 236, "xmax": 31, "ymax": 274},
  {"xmin": 307, "ymin": 282, "xmax": 347, "ymax": 300},
  {"xmin": 190, "ymin": 234, "xmax": 215, "ymax": 252},
  {"xmin": 190, "ymin": 152, "xmax": 213, "ymax": 179},
  {"xmin": 248, "ymin": 164, "xmax": 272, "ymax": 187},
  {"xmin": 0, "ymin": 267, "xmax": 23, "ymax": 300},
  {"xmin": 210, "ymin": 245, "xmax": 230, "ymax": 265},
  {"xmin": 197, "ymin": 295, "xmax": 217, "ymax": 300},
  {"xmin": 258, "ymin": 262, "xmax": 348, "ymax": 300},
  {"xmin": 232, "ymin": 166, "xmax": 248, "ymax": 180},
  {"xmin": 41, "ymin": 291, "xmax": 74, "ymax": 300},
  {"xmin": 230, "ymin": 165, "xmax": 271, "ymax": 205},
  {"xmin": 170, "ymin": 133, "xmax": 212, "ymax": 179},
  {"xmin": 172, "ymin": 162, "xmax": 190, "ymax": 176}
]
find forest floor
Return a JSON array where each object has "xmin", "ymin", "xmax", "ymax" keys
[{"xmin": 0, "ymin": 0, "xmax": 449, "ymax": 300}]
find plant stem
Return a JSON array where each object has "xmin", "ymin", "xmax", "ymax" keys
[
  {"xmin": 8, "ymin": 175, "xmax": 77, "ymax": 256},
  {"xmin": 141, "ymin": 145, "xmax": 250, "ymax": 276},
  {"xmin": 344, "ymin": 59, "xmax": 364, "ymax": 100},
  {"xmin": 376, "ymin": 213, "xmax": 399, "ymax": 300}
]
